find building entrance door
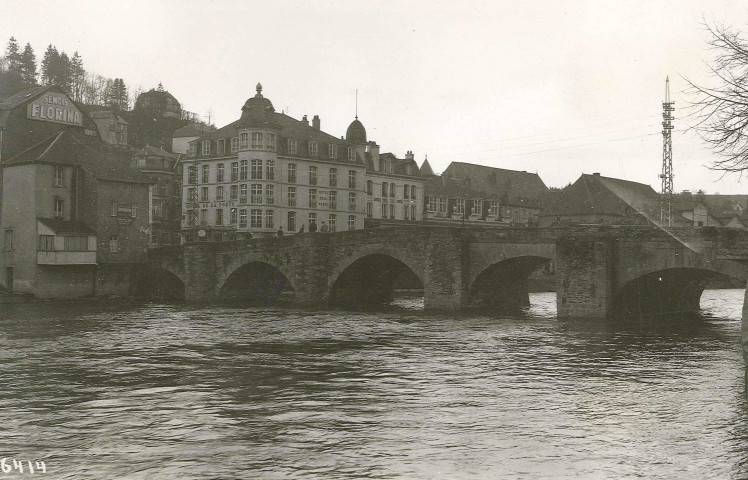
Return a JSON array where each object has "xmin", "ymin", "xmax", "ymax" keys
[{"xmin": 5, "ymin": 267, "xmax": 13, "ymax": 293}]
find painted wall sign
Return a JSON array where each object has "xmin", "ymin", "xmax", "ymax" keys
[{"xmin": 27, "ymin": 92, "xmax": 83, "ymax": 126}]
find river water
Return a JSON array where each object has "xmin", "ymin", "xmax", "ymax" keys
[{"xmin": 0, "ymin": 290, "xmax": 746, "ymax": 479}]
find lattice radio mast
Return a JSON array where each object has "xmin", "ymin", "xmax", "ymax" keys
[{"xmin": 660, "ymin": 76, "xmax": 675, "ymax": 226}]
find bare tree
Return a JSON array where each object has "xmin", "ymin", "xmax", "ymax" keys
[{"xmin": 687, "ymin": 22, "xmax": 748, "ymax": 172}]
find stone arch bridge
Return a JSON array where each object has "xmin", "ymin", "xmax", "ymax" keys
[{"xmin": 146, "ymin": 225, "xmax": 748, "ymax": 317}]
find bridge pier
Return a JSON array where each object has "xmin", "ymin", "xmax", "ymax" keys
[
  {"xmin": 556, "ymin": 235, "xmax": 615, "ymax": 319},
  {"xmin": 184, "ymin": 243, "xmax": 219, "ymax": 301},
  {"xmin": 422, "ymin": 228, "xmax": 468, "ymax": 310}
]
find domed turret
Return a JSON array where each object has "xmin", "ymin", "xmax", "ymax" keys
[
  {"xmin": 346, "ymin": 118, "xmax": 367, "ymax": 144},
  {"xmin": 239, "ymin": 82, "xmax": 278, "ymax": 127}
]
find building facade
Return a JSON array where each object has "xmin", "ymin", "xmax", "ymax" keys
[
  {"xmin": 132, "ymin": 146, "xmax": 182, "ymax": 246},
  {"xmin": 181, "ymin": 84, "xmax": 370, "ymax": 240},
  {"xmin": 0, "ymin": 86, "xmax": 151, "ymax": 298},
  {"xmin": 87, "ymin": 109, "xmax": 129, "ymax": 146},
  {"xmin": 363, "ymin": 149, "xmax": 424, "ymax": 224},
  {"xmin": 172, "ymin": 123, "xmax": 216, "ymax": 154}
]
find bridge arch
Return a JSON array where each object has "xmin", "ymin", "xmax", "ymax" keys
[
  {"xmin": 329, "ymin": 247, "xmax": 424, "ymax": 306},
  {"xmin": 138, "ymin": 267, "xmax": 186, "ymax": 300},
  {"xmin": 219, "ymin": 260, "xmax": 294, "ymax": 304}
]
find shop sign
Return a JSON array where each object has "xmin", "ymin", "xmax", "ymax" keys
[
  {"xmin": 27, "ymin": 92, "xmax": 83, "ymax": 126},
  {"xmin": 199, "ymin": 201, "xmax": 236, "ymax": 208}
]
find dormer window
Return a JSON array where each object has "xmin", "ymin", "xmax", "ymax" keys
[
  {"xmin": 347, "ymin": 146, "xmax": 354, "ymax": 162},
  {"xmin": 309, "ymin": 141, "xmax": 318, "ymax": 157},
  {"xmin": 328, "ymin": 144, "xmax": 338, "ymax": 159},
  {"xmin": 287, "ymin": 138, "xmax": 298, "ymax": 154},
  {"xmin": 232, "ymin": 137, "xmax": 240, "ymax": 153},
  {"xmin": 217, "ymin": 139, "xmax": 225, "ymax": 155},
  {"xmin": 202, "ymin": 141, "xmax": 211, "ymax": 156},
  {"xmin": 265, "ymin": 133, "xmax": 276, "ymax": 151},
  {"xmin": 240, "ymin": 133, "xmax": 249, "ymax": 150}
]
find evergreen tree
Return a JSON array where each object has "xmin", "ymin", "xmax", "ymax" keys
[
  {"xmin": 69, "ymin": 51, "xmax": 85, "ymax": 102},
  {"xmin": 20, "ymin": 43, "xmax": 37, "ymax": 86},
  {"xmin": 5, "ymin": 37, "xmax": 21, "ymax": 74},
  {"xmin": 56, "ymin": 52, "xmax": 71, "ymax": 91},
  {"xmin": 3, "ymin": 37, "xmax": 24, "ymax": 94},
  {"xmin": 40, "ymin": 44, "xmax": 58, "ymax": 85}
]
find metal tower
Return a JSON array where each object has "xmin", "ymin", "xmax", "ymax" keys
[{"xmin": 660, "ymin": 76, "xmax": 675, "ymax": 226}]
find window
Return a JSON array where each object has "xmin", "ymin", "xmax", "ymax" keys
[
  {"xmin": 410, "ymin": 205, "xmax": 416, "ymax": 220},
  {"xmin": 309, "ymin": 141, "xmax": 318, "ymax": 157},
  {"xmin": 240, "ymin": 133, "xmax": 249, "ymax": 150},
  {"xmin": 367, "ymin": 201, "xmax": 373, "ymax": 218},
  {"xmin": 288, "ymin": 211, "xmax": 296, "ymax": 231},
  {"xmin": 439, "ymin": 197, "xmax": 447, "ymax": 213},
  {"xmin": 309, "ymin": 213, "xmax": 317, "ymax": 227},
  {"xmin": 131, "ymin": 203, "xmax": 137, "ymax": 218},
  {"xmin": 216, "ymin": 186, "xmax": 225, "ymax": 201},
  {"xmin": 266, "ymin": 160, "xmax": 274, "ymax": 180},
  {"xmin": 201, "ymin": 165, "xmax": 209, "ymax": 183},
  {"xmin": 347, "ymin": 146, "xmax": 354, "ymax": 162},
  {"xmin": 251, "ymin": 159, "xmax": 262, "ymax": 179},
  {"xmin": 265, "ymin": 184, "xmax": 274, "ymax": 204},
  {"xmin": 201, "ymin": 187, "xmax": 209, "ymax": 201},
  {"xmin": 265, "ymin": 210, "xmax": 274, "ymax": 228},
  {"xmin": 348, "ymin": 170, "xmax": 357, "ymax": 189},
  {"xmin": 404, "ymin": 185, "xmax": 410, "ymax": 199},
  {"xmin": 329, "ymin": 168, "xmax": 337, "ymax": 187},
  {"xmin": 153, "ymin": 200, "xmax": 163, "ymax": 218},
  {"xmin": 427, "ymin": 196, "xmax": 436, "ymax": 212},
  {"xmin": 189, "ymin": 142, "xmax": 197, "ymax": 157},
  {"xmin": 489, "ymin": 200, "xmax": 499, "ymax": 216},
  {"xmin": 381, "ymin": 182, "xmax": 387, "ymax": 197},
  {"xmin": 389, "ymin": 204, "xmax": 395, "ymax": 219},
  {"xmin": 54, "ymin": 198, "xmax": 63, "ymax": 218},
  {"xmin": 328, "ymin": 144, "xmax": 337, "ymax": 158},
  {"xmin": 329, "ymin": 214, "xmax": 337, "ymax": 232},
  {"xmin": 474, "ymin": 200, "xmax": 482, "ymax": 216},
  {"xmin": 216, "ymin": 209, "xmax": 224, "ymax": 225},
  {"xmin": 287, "ymin": 187, "xmax": 296, "ymax": 206},
  {"xmin": 217, "ymin": 139, "xmax": 225, "ymax": 155},
  {"xmin": 239, "ymin": 209, "xmax": 247, "ymax": 227},
  {"xmin": 111, "ymin": 201, "xmax": 118, "ymax": 216},
  {"xmin": 200, "ymin": 209, "xmax": 208, "ymax": 225},
  {"xmin": 38, "ymin": 234, "xmax": 54, "ymax": 251},
  {"xmin": 348, "ymin": 215, "xmax": 355, "ymax": 231},
  {"xmin": 411, "ymin": 186, "xmax": 416, "ymax": 200},
  {"xmin": 232, "ymin": 137, "xmax": 239, "ymax": 153},
  {"xmin": 230, "ymin": 208, "xmax": 238, "ymax": 225},
  {"xmin": 367, "ymin": 180, "xmax": 373, "ymax": 195},
  {"xmin": 309, "ymin": 189, "xmax": 317, "ymax": 208},
  {"xmin": 239, "ymin": 184, "xmax": 247, "ymax": 203},
  {"xmin": 287, "ymin": 138, "xmax": 298, "ymax": 154},
  {"xmin": 265, "ymin": 133, "xmax": 276, "ymax": 151},
  {"xmin": 389, "ymin": 183, "xmax": 395, "ymax": 197},
  {"xmin": 251, "ymin": 184, "xmax": 263, "ymax": 203},
  {"xmin": 231, "ymin": 162, "xmax": 239, "ymax": 181},
  {"xmin": 288, "ymin": 163, "xmax": 297, "ymax": 183},
  {"xmin": 455, "ymin": 199, "xmax": 465, "ymax": 215},
  {"xmin": 54, "ymin": 165, "xmax": 64, "ymax": 187},
  {"xmin": 348, "ymin": 192, "xmax": 356, "ymax": 211},
  {"xmin": 4, "ymin": 230, "xmax": 13, "ymax": 251},
  {"xmin": 188, "ymin": 187, "xmax": 197, "ymax": 203},
  {"xmin": 109, "ymin": 235, "xmax": 119, "ymax": 253},
  {"xmin": 188, "ymin": 165, "xmax": 198, "ymax": 184},
  {"xmin": 231, "ymin": 185, "xmax": 239, "ymax": 201},
  {"xmin": 240, "ymin": 160, "xmax": 248, "ymax": 180},
  {"xmin": 404, "ymin": 205, "xmax": 409, "ymax": 220},
  {"xmin": 202, "ymin": 141, "xmax": 210, "ymax": 156},
  {"xmin": 251, "ymin": 132, "xmax": 263, "ymax": 149},
  {"xmin": 217, "ymin": 164, "xmax": 225, "ymax": 182},
  {"xmin": 250, "ymin": 209, "xmax": 262, "ymax": 228},
  {"xmin": 329, "ymin": 191, "xmax": 337, "ymax": 210},
  {"xmin": 309, "ymin": 166, "xmax": 317, "ymax": 185}
]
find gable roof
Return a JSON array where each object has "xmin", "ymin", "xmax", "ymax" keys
[
  {"xmin": 443, "ymin": 161, "xmax": 548, "ymax": 204},
  {"xmin": 419, "ymin": 158, "xmax": 435, "ymax": 176},
  {"xmin": 376, "ymin": 152, "xmax": 421, "ymax": 176},
  {"xmin": 173, "ymin": 122, "xmax": 216, "ymax": 138},
  {"xmin": 0, "ymin": 85, "xmax": 55, "ymax": 124},
  {"xmin": 134, "ymin": 145, "xmax": 179, "ymax": 159},
  {"xmin": 423, "ymin": 174, "xmax": 499, "ymax": 199},
  {"xmin": 3, "ymin": 131, "xmax": 151, "ymax": 184}
]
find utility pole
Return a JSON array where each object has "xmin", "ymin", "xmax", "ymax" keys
[{"xmin": 660, "ymin": 76, "xmax": 675, "ymax": 226}]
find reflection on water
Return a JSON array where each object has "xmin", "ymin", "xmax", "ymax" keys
[{"xmin": 0, "ymin": 290, "xmax": 746, "ymax": 479}]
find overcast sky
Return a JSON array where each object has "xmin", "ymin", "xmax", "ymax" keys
[{"xmin": 3, "ymin": 0, "xmax": 748, "ymax": 193}]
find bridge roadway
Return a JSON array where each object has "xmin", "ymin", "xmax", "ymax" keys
[{"xmin": 146, "ymin": 224, "xmax": 748, "ymax": 385}]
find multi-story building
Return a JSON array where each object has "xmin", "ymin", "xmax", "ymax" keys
[
  {"xmin": 172, "ymin": 123, "xmax": 216, "ymax": 154},
  {"xmin": 181, "ymin": 84, "xmax": 373, "ymax": 240},
  {"xmin": 422, "ymin": 162, "xmax": 548, "ymax": 226},
  {"xmin": 0, "ymin": 86, "xmax": 151, "ymax": 298},
  {"xmin": 86, "ymin": 108, "xmax": 129, "ymax": 146},
  {"xmin": 363, "ymin": 148, "xmax": 424, "ymax": 224},
  {"xmin": 132, "ymin": 146, "xmax": 182, "ymax": 246}
]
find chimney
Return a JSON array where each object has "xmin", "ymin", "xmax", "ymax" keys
[
  {"xmin": 405, "ymin": 150, "xmax": 414, "ymax": 161},
  {"xmin": 592, "ymin": 172, "xmax": 600, "ymax": 176},
  {"xmin": 312, "ymin": 115, "xmax": 320, "ymax": 130},
  {"xmin": 302, "ymin": 115, "xmax": 308, "ymax": 125},
  {"xmin": 682, "ymin": 190, "xmax": 691, "ymax": 197}
]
